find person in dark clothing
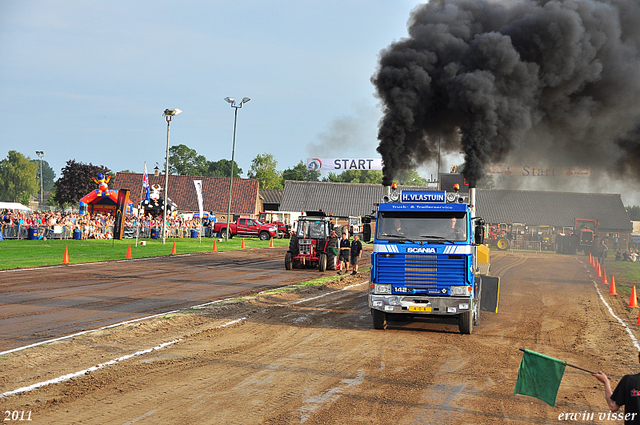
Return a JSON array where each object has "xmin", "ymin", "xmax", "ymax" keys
[
  {"xmin": 337, "ymin": 232, "xmax": 350, "ymax": 275},
  {"xmin": 593, "ymin": 354, "xmax": 640, "ymax": 424},
  {"xmin": 598, "ymin": 239, "xmax": 609, "ymax": 265},
  {"xmin": 350, "ymin": 234, "xmax": 363, "ymax": 275}
]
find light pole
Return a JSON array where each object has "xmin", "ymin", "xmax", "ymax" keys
[
  {"xmin": 35, "ymin": 151, "xmax": 44, "ymax": 208},
  {"xmin": 223, "ymin": 97, "xmax": 250, "ymax": 240},
  {"xmin": 161, "ymin": 109, "xmax": 182, "ymax": 245}
]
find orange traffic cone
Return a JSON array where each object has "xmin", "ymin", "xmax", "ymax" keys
[
  {"xmin": 269, "ymin": 237, "xmax": 274, "ymax": 248},
  {"xmin": 609, "ymin": 275, "xmax": 618, "ymax": 295},
  {"xmin": 63, "ymin": 246, "xmax": 70, "ymax": 264},
  {"xmin": 241, "ymin": 238, "xmax": 245, "ymax": 249},
  {"xmin": 629, "ymin": 285, "xmax": 638, "ymax": 308},
  {"xmin": 126, "ymin": 244, "xmax": 132, "ymax": 259},
  {"xmin": 171, "ymin": 241, "xmax": 177, "ymax": 255},
  {"xmin": 596, "ymin": 262, "xmax": 602, "ymax": 278},
  {"xmin": 601, "ymin": 267, "xmax": 608, "ymax": 285},
  {"xmin": 212, "ymin": 240, "xmax": 218, "ymax": 252}
]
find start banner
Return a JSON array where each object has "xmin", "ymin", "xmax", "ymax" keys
[{"xmin": 307, "ymin": 158, "xmax": 383, "ymax": 171}]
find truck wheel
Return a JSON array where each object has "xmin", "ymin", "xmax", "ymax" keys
[
  {"xmin": 285, "ymin": 252, "xmax": 293, "ymax": 270},
  {"xmin": 496, "ymin": 238, "xmax": 508, "ymax": 251},
  {"xmin": 459, "ymin": 310, "xmax": 473, "ymax": 334},
  {"xmin": 259, "ymin": 231, "xmax": 270, "ymax": 241},
  {"xmin": 372, "ymin": 309, "xmax": 387, "ymax": 330},
  {"xmin": 220, "ymin": 228, "xmax": 232, "ymax": 239},
  {"xmin": 318, "ymin": 253, "xmax": 327, "ymax": 272}
]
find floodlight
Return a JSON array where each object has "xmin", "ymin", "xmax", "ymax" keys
[
  {"xmin": 241, "ymin": 97, "xmax": 251, "ymax": 104},
  {"xmin": 224, "ymin": 97, "xmax": 235, "ymax": 104},
  {"xmin": 163, "ymin": 109, "xmax": 182, "ymax": 117}
]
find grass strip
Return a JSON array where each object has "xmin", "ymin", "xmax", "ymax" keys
[{"xmin": 0, "ymin": 237, "xmax": 291, "ymax": 270}]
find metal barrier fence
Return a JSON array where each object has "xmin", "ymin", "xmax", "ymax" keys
[
  {"xmin": 509, "ymin": 240, "xmax": 542, "ymax": 252},
  {"xmin": 0, "ymin": 224, "xmax": 207, "ymax": 240}
]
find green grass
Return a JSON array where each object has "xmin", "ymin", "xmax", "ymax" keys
[
  {"xmin": 0, "ymin": 236, "xmax": 291, "ymax": 270},
  {"xmin": 599, "ymin": 261, "xmax": 640, "ymax": 297}
]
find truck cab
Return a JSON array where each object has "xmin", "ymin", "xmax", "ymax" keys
[{"xmin": 369, "ymin": 186, "xmax": 495, "ymax": 334}]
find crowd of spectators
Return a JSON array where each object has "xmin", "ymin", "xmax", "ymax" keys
[{"xmin": 0, "ymin": 209, "xmax": 205, "ymax": 240}]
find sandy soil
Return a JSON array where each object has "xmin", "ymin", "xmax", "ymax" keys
[{"xmin": 1, "ymin": 251, "xmax": 639, "ymax": 424}]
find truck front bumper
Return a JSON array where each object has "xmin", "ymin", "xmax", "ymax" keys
[{"xmin": 369, "ymin": 294, "xmax": 472, "ymax": 315}]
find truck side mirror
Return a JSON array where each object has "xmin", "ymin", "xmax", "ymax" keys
[
  {"xmin": 475, "ymin": 225, "xmax": 485, "ymax": 245},
  {"xmin": 363, "ymin": 223, "xmax": 371, "ymax": 242}
]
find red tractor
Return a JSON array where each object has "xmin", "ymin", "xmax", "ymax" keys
[
  {"xmin": 487, "ymin": 223, "xmax": 510, "ymax": 250},
  {"xmin": 555, "ymin": 218, "xmax": 598, "ymax": 255},
  {"xmin": 285, "ymin": 211, "xmax": 341, "ymax": 272}
]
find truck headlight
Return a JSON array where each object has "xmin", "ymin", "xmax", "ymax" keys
[
  {"xmin": 450, "ymin": 286, "xmax": 471, "ymax": 296},
  {"xmin": 374, "ymin": 284, "xmax": 392, "ymax": 294}
]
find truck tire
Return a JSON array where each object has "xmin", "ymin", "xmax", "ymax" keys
[
  {"xmin": 372, "ymin": 309, "xmax": 387, "ymax": 330},
  {"xmin": 285, "ymin": 252, "xmax": 293, "ymax": 270},
  {"xmin": 318, "ymin": 253, "xmax": 327, "ymax": 272},
  {"xmin": 220, "ymin": 228, "xmax": 233, "ymax": 239},
  {"xmin": 259, "ymin": 231, "xmax": 270, "ymax": 241},
  {"xmin": 496, "ymin": 238, "xmax": 508, "ymax": 251},
  {"xmin": 459, "ymin": 309, "xmax": 473, "ymax": 334}
]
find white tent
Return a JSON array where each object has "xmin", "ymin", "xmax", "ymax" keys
[{"xmin": 0, "ymin": 202, "xmax": 32, "ymax": 211}]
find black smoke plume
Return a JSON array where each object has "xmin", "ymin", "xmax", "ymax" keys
[{"xmin": 373, "ymin": 0, "xmax": 640, "ymax": 187}]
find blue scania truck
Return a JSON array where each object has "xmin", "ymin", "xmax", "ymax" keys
[{"xmin": 368, "ymin": 185, "xmax": 498, "ymax": 334}]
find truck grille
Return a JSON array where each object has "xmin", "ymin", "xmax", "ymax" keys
[{"xmin": 374, "ymin": 254, "xmax": 467, "ymax": 290}]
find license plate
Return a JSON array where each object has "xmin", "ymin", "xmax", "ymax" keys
[{"xmin": 409, "ymin": 306, "xmax": 432, "ymax": 312}]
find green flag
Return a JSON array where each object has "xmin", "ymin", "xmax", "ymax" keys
[{"xmin": 514, "ymin": 349, "xmax": 566, "ymax": 407}]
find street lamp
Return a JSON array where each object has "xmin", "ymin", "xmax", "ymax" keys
[
  {"xmin": 161, "ymin": 108, "xmax": 182, "ymax": 244},
  {"xmin": 35, "ymin": 151, "xmax": 45, "ymax": 208},
  {"xmin": 223, "ymin": 97, "xmax": 250, "ymax": 240}
]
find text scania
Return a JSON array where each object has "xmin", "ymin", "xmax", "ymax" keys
[
  {"xmin": 401, "ymin": 193, "xmax": 445, "ymax": 202},
  {"xmin": 406, "ymin": 247, "xmax": 436, "ymax": 253}
]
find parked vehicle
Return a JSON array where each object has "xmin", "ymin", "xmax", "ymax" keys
[
  {"xmin": 258, "ymin": 211, "xmax": 302, "ymax": 238},
  {"xmin": 212, "ymin": 217, "xmax": 278, "ymax": 240}
]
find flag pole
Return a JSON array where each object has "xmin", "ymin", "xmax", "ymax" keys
[
  {"xmin": 518, "ymin": 348, "xmax": 596, "ymax": 374},
  {"xmin": 135, "ymin": 162, "xmax": 147, "ymax": 247}
]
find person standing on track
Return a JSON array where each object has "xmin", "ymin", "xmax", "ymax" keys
[
  {"xmin": 337, "ymin": 232, "xmax": 350, "ymax": 275},
  {"xmin": 593, "ymin": 354, "xmax": 640, "ymax": 424},
  {"xmin": 350, "ymin": 234, "xmax": 362, "ymax": 275},
  {"xmin": 598, "ymin": 239, "xmax": 609, "ymax": 265}
]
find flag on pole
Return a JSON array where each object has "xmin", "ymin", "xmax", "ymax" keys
[
  {"xmin": 514, "ymin": 349, "xmax": 566, "ymax": 407},
  {"xmin": 143, "ymin": 162, "xmax": 150, "ymax": 202}
]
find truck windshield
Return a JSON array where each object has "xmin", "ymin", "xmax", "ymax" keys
[{"xmin": 376, "ymin": 211, "xmax": 468, "ymax": 242}]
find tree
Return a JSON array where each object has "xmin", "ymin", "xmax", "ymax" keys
[
  {"xmin": 282, "ymin": 160, "xmax": 320, "ymax": 184},
  {"xmin": 203, "ymin": 159, "xmax": 243, "ymax": 178},
  {"xmin": 322, "ymin": 170, "xmax": 383, "ymax": 184},
  {"xmin": 0, "ymin": 151, "xmax": 38, "ymax": 205},
  {"xmin": 53, "ymin": 160, "xmax": 111, "ymax": 207},
  {"xmin": 627, "ymin": 206, "xmax": 640, "ymax": 221},
  {"xmin": 31, "ymin": 159, "xmax": 56, "ymax": 192},
  {"xmin": 248, "ymin": 153, "xmax": 283, "ymax": 189},
  {"xmin": 168, "ymin": 144, "xmax": 207, "ymax": 175},
  {"xmin": 396, "ymin": 169, "xmax": 428, "ymax": 186}
]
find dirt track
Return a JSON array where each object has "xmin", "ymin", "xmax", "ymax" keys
[{"xmin": 2, "ymin": 250, "xmax": 640, "ymax": 424}]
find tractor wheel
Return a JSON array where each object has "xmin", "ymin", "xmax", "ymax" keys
[
  {"xmin": 285, "ymin": 252, "xmax": 293, "ymax": 270},
  {"xmin": 496, "ymin": 238, "xmax": 508, "ymax": 251},
  {"xmin": 372, "ymin": 309, "xmax": 387, "ymax": 330},
  {"xmin": 259, "ymin": 231, "xmax": 270, "ymax": 241},
  {"xmin": 318, "ymin": 253, "xmax": 327, "ymax": 272}
]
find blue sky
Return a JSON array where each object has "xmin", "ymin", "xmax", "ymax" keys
[{"xmin": 0, "ymin": 0, "xmax": 433, "ymax": 179}]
